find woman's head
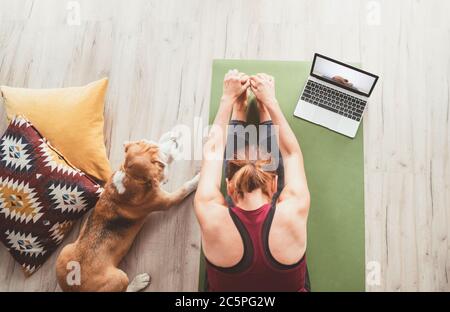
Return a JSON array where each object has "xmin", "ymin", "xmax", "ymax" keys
[{"xmin": 226, "ymin": 157, "xmax": 277, "ymax": 202}]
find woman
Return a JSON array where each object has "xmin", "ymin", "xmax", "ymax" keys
[{"xmin": 194, "ymin": 69, "xmax": 311, "ymax": 291}]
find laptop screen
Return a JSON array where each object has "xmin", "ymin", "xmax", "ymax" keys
[{"xmin": 311, "ymin": 54, "xmax": 379, "ymax": 97}]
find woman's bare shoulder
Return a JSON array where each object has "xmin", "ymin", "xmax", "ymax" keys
[
  {"xmin": 195, "ymin": 201, "xmax": 231, "ymax": 230},
  {"xmin": 275, "ymin": 197, "xmax": 310, "ymax": 225}
]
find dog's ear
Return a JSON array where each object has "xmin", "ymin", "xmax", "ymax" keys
[{"xmin": 123, "ymin": 141, "xmax": 132, "ymax": 152}]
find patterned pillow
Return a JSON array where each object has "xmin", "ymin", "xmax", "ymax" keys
[{"xmin": 0, "ymin": 116, "xmax": 102, "ymax": 276}]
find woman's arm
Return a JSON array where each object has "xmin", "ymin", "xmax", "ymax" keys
[
  {"xmin": 194, "ymin": 70, "xmax": 250, "ymax": 216},
  {"xmin": 250, "ymin": 74, "xmax": 310, "ymax": 212},
  {"xmin": 194, "ymin": 97, "xmax": 233, "ymax": 206}
]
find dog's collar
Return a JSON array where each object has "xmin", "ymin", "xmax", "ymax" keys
[{"xmin": 120, "ymin": 164, "xmax": 151, "ymax": 185}]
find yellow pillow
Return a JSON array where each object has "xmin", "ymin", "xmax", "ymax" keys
[{"xmin": 1, "ymin": 78, "xmax": 111, "ymax": 182}]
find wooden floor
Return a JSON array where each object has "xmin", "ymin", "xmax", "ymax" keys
[{"xmin": 0, "ymin": 0, "xmax": 449, "ymax": 291}]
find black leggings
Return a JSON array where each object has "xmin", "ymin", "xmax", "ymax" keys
[{"xmin": 224, "ymin": 120, "xmax": 284, "ymax": 207}]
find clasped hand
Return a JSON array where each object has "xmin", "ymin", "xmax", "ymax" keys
[{"xmin": 222, "ymin": 69, "xmax": 277, "ymax": 108}]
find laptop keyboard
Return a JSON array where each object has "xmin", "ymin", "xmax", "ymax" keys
[{"xmin": 301, "ymin": 80, "xmax": 366, "ymax": 121}]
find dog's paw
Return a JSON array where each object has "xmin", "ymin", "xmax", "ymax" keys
[
  {"xmin": 126, "ymin": 273, "xmax": 151, "ymax": 292},
  {"xmin": 158, "ymin": 130, "xmax": 183, "ymax": 164},
  {"xmin": 185, "ymin": 173, "xmax": 200, "ymax": 194},
  {"xmin": 158, "ymin": 130, "xmax": 174, "ymax": 144}
]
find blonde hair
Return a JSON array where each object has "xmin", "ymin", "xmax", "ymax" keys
[{"xmin": 226, "ymin": 157, "xmax": 276, "ymax": 198}]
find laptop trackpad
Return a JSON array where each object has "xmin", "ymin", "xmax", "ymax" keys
[
  {"xmin": 314, "ymin": 108, "xmax": 340, "ymax": 130},
  {"xmin": 294, "ymin": 101, "xmax": 316, "ymax": 120}
]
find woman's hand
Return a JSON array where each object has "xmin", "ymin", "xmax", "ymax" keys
[
  {"xmin": 250, "ymin": 73, "xmax": 278, "ymax": 108},
  {"xmin": 222, "ymin": 69, "xmax": 250, "ymax": 103}
]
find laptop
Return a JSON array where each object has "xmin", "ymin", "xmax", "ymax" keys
[{"xmin": 294, "ymin": 53, "xmax": 379, "ymax": 138}]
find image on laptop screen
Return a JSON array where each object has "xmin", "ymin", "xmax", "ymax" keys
[{"xmin": 311, "ymin": 54, "xmax": 378, "ymax": 96}]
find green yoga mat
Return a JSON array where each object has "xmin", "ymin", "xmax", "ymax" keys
[{"xmin": 200, "ymin": 59, "xmax": 365, "ymax": 292}]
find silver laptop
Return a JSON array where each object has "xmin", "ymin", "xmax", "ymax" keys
[{"xmin": 294, "ymin": 53, "xmax": 379, "ymax": 138}]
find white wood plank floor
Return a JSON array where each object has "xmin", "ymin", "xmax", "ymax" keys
[{"xmin": 0, "ymin": 0, "xmax": 448, "ymax": 291}]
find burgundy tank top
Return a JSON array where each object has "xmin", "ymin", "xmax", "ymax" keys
[{"xmin": 205, "ymin": 203, "xmax": 310, "ymax": 292}]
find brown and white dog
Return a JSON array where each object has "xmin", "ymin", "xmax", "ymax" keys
[{"xmin": 56, "ymin": 132, "xmax": 199, "ymax": 292}]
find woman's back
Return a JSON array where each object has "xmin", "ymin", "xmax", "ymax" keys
[{"xmin": 205, "ymin": 203, "xmax": 310, "ymax": 292}]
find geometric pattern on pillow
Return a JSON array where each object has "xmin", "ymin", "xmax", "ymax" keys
[{"xmin": 0, "ymin": 116, "xmax": 103, "ymax": 276}]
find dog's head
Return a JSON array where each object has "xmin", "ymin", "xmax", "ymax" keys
[
  {"xmin": 122, "ymin": 141, "xmax": 167, "ymax": 187},
  {"xmin": 121, "ymin": 131, "xmax": 182, "ymax": 187}
]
